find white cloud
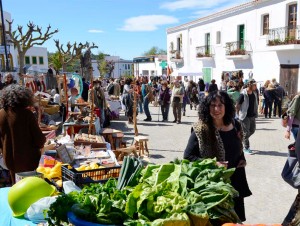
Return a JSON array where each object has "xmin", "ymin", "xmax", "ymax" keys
[
  {"xmin": 160, "ymin": 0, "xmax": 248, "ymax": 11},
  {"xmin": 88, "ymin": 29, "xmax": 104, "ymax": 33},
  {"xmin": 119, "ymin": 15, "xmax": 179, "ymax": 32}
]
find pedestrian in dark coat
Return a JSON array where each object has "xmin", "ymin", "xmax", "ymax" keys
[{"xmin": 0, "ymin": 85, "xmax": 46, "ymax": 184}]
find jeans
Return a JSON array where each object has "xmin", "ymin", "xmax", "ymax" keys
[
  {"xmin": 241, "ymin": 116, "xmax": 256, "ymax": 149},
  {"xmin": 161, "ymin": 103, "xmax": 170, "ymax": 120},
  {"xmin": 138, "ymin": 97, "xmax": 143, "ymax": 113},
  {"xmin": 143, "ymin": 96, "xmax": 151, "ymax": 119},
  {"xmin": 291, "ymin": 126, "xmax": 299, "ymax": 140},
  {"xmin": 172, "ymin": 102, "xmax": 182, "ymax": 122},
  {"xmin": 264, "ymin": 101, "xmax": 273, "ymax": 118},
  {"xmin": 273, "ymin": 100, "xmax": 282, "ymax": 117}
]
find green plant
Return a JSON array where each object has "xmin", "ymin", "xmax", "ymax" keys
[
  {"xmin": 268, "ymin": 40, "xmax": 275, "ymax": 46},
  {"xmin": 273, "ymin": 39, "xmax": 281, "ymax": 45},
  {"xmin": 205, "ymin": 50, "xmax": 210, "ymax": 56},
  {"xmin": 229, "ymin": 49, "xmax": 246, "ymax": 55},
  {"xmin": 196, "ymin": 52, "xmax": 204, "ymax": 58}
]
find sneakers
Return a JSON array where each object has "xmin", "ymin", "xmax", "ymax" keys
[
  {"xmin": 243, "ymin": 148, "xmax": 254, "ymax": 155},
  {"xmin": 143, "ymin": 118, "xmax": 152, "ymax": 121}
]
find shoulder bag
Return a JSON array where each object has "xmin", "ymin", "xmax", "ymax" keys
[{"xmin": 281, "ymin": 136, "xmax": 300, "ymax": 189}]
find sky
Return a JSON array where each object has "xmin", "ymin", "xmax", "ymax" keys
[{"xmin": 3, "ymin": 0, "xmax": 249, "ymax": 60}]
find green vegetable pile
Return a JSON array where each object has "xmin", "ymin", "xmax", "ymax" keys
[{"xmin": 47, "ymin": 158, "xmax": 241, "ymax": 226}]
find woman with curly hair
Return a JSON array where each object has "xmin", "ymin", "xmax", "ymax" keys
[
  {"xmin": 0, "ymin": 85, "xmax": 46, "ymax": 184},
  {"xmin": 183, "ymin": 90, "xmax": 252, "ymax": 222}
]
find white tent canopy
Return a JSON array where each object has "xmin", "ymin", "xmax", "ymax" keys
[{"xmin": 171, "ymin": 65, "xmax": 203, "ymax": 77}]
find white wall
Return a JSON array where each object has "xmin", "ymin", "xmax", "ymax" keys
[{"xmin": 167, "ymin": 0, "xmax": 300, "ymax": 89}]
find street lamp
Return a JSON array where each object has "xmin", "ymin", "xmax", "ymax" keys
[{"xmin": 0, "ymin": 0, "xmax": 9, "ymax": 72}]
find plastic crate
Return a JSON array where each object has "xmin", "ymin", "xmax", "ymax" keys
[{"xmin": 61, "ymin": 165, "xmax": 121, "ymax": 187}]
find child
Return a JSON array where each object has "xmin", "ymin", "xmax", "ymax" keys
[{"xmin": 69, "ymin": 88, "xmax": 79, "ymax": 112}]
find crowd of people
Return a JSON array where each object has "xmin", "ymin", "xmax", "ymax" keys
[{"xmin": 0, "ymin": 70, "xmax": 298, "ymax": 223}]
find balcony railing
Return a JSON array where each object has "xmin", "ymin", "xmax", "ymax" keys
[
  {"xmin": 225, "ymin": 40, "xmax": 252, "ymax": 56},
  {"xmin": 170, "ymin": 50, "xmax": 183, "ymax": 62},
  {"xmin": 267, "ymin": 26, "xmax": 300, "ymax": 45},
  {"xmin": 195, "ymin": 45, "xmax": 214, "ymax": 58}
]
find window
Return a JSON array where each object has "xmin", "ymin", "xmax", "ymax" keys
[
  {"xmin": 25, "ymin": 56, "xmax": 30, "ymax": 64},
  {"xmin": 216, "ymin": 31, "xmax": 221, "ymax": 44},
  {"xmin": 39, "ymin": 56, "xmax": 44, "ymax": 65},
  {"xmin": 125, "ymin": 64, "xmax": 127, "ymax": 70},
  {"xmin": 262, "ymin": 14, "xmax": 269, "ymax": 35},
  {"xmin": 288, "ymin": 4, "xmax": 297, "ymax": 28},
  {"xmin": 288, "ymin": 4, "xmax": 297, "ymax": 37},
  {"xmin": 32, "ymin": 56, "xmax": 37, "ymax": 64},
  {"xmin": 128, "ymin": 64, "xmax": 130, "ymax": 70}
]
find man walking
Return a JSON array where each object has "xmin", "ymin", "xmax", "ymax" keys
[
  {"xmin": 273, "ymin": 82, "xmax": 285, "ymax": 117},
  {"xmin": 236, "ymin": 79, "xmax": 258, "ymax": 154}
]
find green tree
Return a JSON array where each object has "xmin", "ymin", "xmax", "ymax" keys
[
  {"xmin": 99, "ymin": 60, "xmax": 114, "ymax": 78},
  {"xmin": 48, "ymin": 52, "xmax": 62, "ymax": 75},
  {"xmin": 142, "ymin": 46, "xmax": 167, "ymax": 56}
]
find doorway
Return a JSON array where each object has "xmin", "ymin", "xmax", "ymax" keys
[
  {"xmin": 280, "ymin": 64, "xmax": 299, "ymax": 98},
  {"xmin": 238, "ymin": 24, "xmax": 245, "ymax": 49},
  {"xmin": 205, "ymin": 33, "xmax": 211, "ymax": 54}
]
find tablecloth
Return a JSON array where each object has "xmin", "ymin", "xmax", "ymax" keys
[
  {"xmin": 107, "ymin": 100, "xmax": 121, "ymax": 115},
  {"xmin": 0, "ymin": 187, "xmax": 37, "ymax": 226}
]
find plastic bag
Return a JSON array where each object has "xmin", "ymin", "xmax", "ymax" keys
[
  {"xmin": 63, "ymin": 181, "xmax": 81, "ymax": 194},
  {"xmin": 24, "ymin": 196, "xmax": 57, "ymax": 223}
]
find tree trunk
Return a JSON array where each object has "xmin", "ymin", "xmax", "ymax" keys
[{"xmin": 18, "ymin": 52, "xmax": 25, "ymax": 85}]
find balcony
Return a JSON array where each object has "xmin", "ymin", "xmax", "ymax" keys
[
  {"xmin": 195, "ymin": 45, "xmax": 214, "ymax": 60},
  {"xmin": 225, "ymin": 41, "xmax": 252, "ymax": 60},
  {"xmin": 170, "ymin": 50, "xmax": 184, "ymax": 63},
  {"xmin": 266, "ymin": 26, "xmax": 300, "ymax": 51}
]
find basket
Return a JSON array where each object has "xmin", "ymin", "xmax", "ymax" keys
[{"xmin": 61, "ymin": 165, "xmax": 121, "ymax": 187}]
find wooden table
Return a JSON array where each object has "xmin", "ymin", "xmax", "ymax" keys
[
  {"xmin": 63, "ymin": 118, "xmax": 100, "ymax": 137},
  {"xmin": 99, "ymin": 128, "xmax": 122, "ymax": 150}
]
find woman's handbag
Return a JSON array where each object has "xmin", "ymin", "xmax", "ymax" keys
[
  {"xmin": 281, "ymin": 155, "xmax": 300, "ymax": 189},
  {"xmin": 281, "ymin": 111, "xmax": 289, "ymax": 128}
]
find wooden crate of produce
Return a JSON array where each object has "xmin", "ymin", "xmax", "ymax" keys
[{"xmin": 74, "ymin": 133, "xmax": 106, "ymax": 148}]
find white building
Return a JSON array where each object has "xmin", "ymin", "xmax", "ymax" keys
[
  {"xmin": 167, "ymin": 0, "xmax": 300, "ymax": 96},
  {"xmin": 0, "ymin": 11, "xmax": 49, "ymax": 75},
  {"xmin": 133, "ymin": 55, "xmax": 167, "ymax": 79},
  {"xmin": 92, "ymin": 56, "xmax": 133, "ymax": 79}
]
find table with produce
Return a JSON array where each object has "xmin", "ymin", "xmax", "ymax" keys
[{"xmin": 1, "ymin": 156, "xmax": 264, "ymax": 226}]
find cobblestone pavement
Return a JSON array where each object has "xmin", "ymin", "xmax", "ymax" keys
[{"xmin": 111, "ymin": 104, "xmax": 297, "ymax": 224}]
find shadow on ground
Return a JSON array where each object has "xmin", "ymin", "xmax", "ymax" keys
[{"xmin": 252, "ymin": 150, "xmax": 288, "ymax": 157}]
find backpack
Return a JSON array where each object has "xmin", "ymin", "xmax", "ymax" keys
[{"xmin": 107, "ymin": 84, "xmax": 114, "ymax": 95}]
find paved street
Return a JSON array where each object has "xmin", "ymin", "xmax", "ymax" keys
[{"xmin": 111, "ymin": 104, "xmax": 297, "ymax": 224}]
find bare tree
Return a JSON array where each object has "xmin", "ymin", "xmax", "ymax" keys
[
  {"xmin": 54, "ymin": 40, "xmax": 88, "ymax": 73},
  {"xmin": 80, "ymin": 42, "xmax": 98, "ymax": 80},
  {"xmin": 6, "ymin": 20, "xmax": 59, "ymax": 76}
]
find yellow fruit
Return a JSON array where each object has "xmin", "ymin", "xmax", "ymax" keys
[
  {"xmin": 56, "ymin": 180, "xmax": 63, "ymax": 187},
  {"xmin": 36, "ymin": 167, "xmax": 46, "ymax": 174},
  {"xmin": 85, "ymin": 166, "xmax": 91, "ymax": 170}
]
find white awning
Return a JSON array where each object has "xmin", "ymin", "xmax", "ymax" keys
[{"xmin": 170, "ymin": 65, "xmax": 203, "ymax": 77}]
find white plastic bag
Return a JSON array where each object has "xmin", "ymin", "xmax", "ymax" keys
[
  {"xmin": 63, "ymin": 181, "xmax": 81, "ymax": 194},
  {"xmin": 24, "ymin": 196, "xmax": 57, "ymax": 223}
]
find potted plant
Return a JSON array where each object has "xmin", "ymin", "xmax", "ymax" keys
[
  {"xmin": 196, "ymin": 52, "xmax": 204, "ymax": 58},
  {"xmin": 268, "ymin": 40, "xmax": 275, "ymax": 46},
  {"xmin": 274, "ymin": 39, "xmax": 281, "ymax": 45}
]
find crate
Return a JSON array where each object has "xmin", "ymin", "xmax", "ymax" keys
[
  {"xmin": 61, "ymin": 165, "xmax": 121, "ymax": 187},
  {"xmin": 15, "ymin": 171, "xmax": 43, "ymax": 183}
]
